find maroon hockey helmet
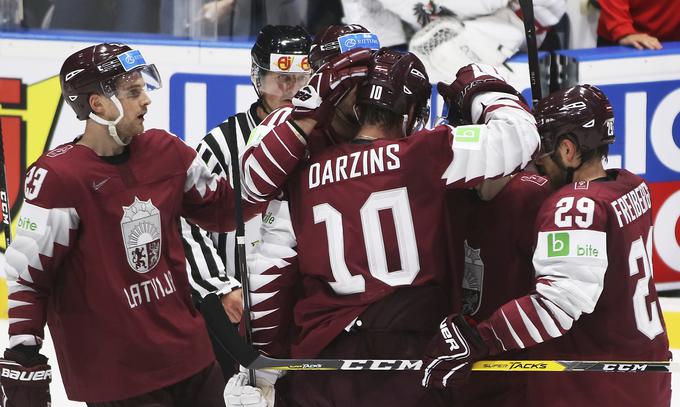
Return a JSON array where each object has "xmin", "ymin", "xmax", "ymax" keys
[
  {"xmin": 534, "ymin": 85, "xmax": 615, "ymax": 155},
  {"xmin": 357, "ymin": 48, "xmax": 431, "ymax": 131},
  {"xmin": 310, "ymin": 24, "xmax": 380, "ymax": 71},
  {"xmin": 60, "ymin": 43, "xmax": 161, "ymax": 120}
]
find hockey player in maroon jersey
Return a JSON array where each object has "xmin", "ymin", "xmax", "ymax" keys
[
  {"xmin": 456, "ymin": 170, "xmax": 552, "ymax": 406},
  {"xmin": 423, "ymin": 85, "xmax": 672, "ymax": 407},
  {"xmin": 238, "ymin": 48, "xmax": 539, "ymax": 405},
  {"xmin": 0, "ymin": 44, "xmax": 241, "ymax": 406}
]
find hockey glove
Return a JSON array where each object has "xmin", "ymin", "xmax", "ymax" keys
[
  {"xmin": 224, "ymin": 369, "xmax": 282, "ymax": 407},
  {"xmin": 291, "ymin": 48, "xmax": 372, "ymax": 124},
  {"xmin": 421, "ymin": 314, "xmax": 488, "ymax": 390},
  {"xmin": 437, "ymin": 63, "xmax": 526, "ymax": 125},
  {"xmin": 0, "ymin": 346, "xmax": 51, "ymax": 407}
]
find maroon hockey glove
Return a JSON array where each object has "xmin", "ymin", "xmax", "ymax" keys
[
  {"xmin": 290, "ymin": 48, "xmax": 372, "ymax": 124},
  {"xmin": 0, "ymin": 347, "xmax": 51, "ymax": 407},
  {"xmin": 437, "ymin": 63, "xmax": 526, "ymax": 125},
  {"xmin": 421, "ymin": 314, "xmax": 488, "ymax": 390}
]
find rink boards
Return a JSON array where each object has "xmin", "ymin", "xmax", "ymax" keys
[{"xmin": 0, "ymin": 33, "xmax": 678, "ymax": 323}]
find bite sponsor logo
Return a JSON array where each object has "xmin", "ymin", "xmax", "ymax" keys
[
  {"xmin": 16, "ymin": 216, "xmax": 38, "ymax": 232},
  {"xmin": 547, "ymin": 232, "xmax": 569, "ymax": 257}
]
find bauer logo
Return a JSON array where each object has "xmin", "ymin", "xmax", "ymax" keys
[{"xmin": 547, "ymin": 232, "xmax": 570, "ymax": 257}]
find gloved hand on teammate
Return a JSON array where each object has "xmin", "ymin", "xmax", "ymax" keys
[
  {"xmin": 437, "ymin": 63, "xmax": 526, "ymax": 125},
  {"xmin": 291, "ymin": 48, "xmax": 373, "ymax": 124},
  {"xmin": 224, "ymin": 368, "xmax": 283, "ymax": 407},
  {"xmin": 0, "ymin": 346, "xmax": 52, "ymax": 407},
  {"xmin": 421, "ymin": 314, "xmax": 488, "ymax": 390}
]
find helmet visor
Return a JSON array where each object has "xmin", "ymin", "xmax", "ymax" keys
[
  {"xmin": 251, "ymin": 63, "xmax": 311, "ymax": 99},
  {"xmin": 102, "ymin": 64, "xmax": 162, "ymax": 98}
]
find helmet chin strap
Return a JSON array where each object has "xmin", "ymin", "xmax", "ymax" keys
[{"xmin": 88, "ymin": 95, "xmax": 128, "ymax": 146}]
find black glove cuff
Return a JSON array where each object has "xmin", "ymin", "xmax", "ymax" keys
[{"xmin": 4, "ymin": 345, "xmax": 48, "ymax": 367}]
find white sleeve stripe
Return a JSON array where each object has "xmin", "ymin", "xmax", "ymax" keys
[
  {"xmin": 244, "ymin": 155, "xmax": 277, "ymax": 190},
  {"xmin": 250, "ymin": 290, "xmax": 280, "ymax": 307},
  {"xmin": 252, "ymin": 309, "xmax": 278, "ymax": 320},
  {"xmin": 530, "ymin": 295, "xmax": 562, "ymax": 338},
  {"xmin": 501, "ymin": 309, "xmax": 525, "ymax": 348},
  {"xmin": 442, "ymin": 363, "xmax": 469, "ymax": 388},
  {"xmin": 7, "ymin": 279, "xmax": 36, "ymax": 294},
  {"xmin": 272, "ymin": 126, "xmax": 302, "ymax": 158},
  {"xmin": 515, "ymin": 300, "xmax": 544, "ymax": 344},
  {"xmin": 260, "ymin": 141, "xmax": 286, "ymax": 174},
  {"xmin": 7, "ymin": 299, "xmax": 32, "ymax": 308},
  {"xmin": 252, "ymin": 326, "xmax": 278, "ymax": 333},
  {"xmin": 248, "ymin": 274, "xmax": 281, "ymax": 290},
  {"xmin": 489, "ymin": 325, "xmax": 508, "ymax": 352},
  {"xmin": 9, "ymin": 318, "xmax": 31, "ymax": 324},
  {"xmin": 538, "ymin": 295, "xmax": 574, "ymax": 331}
]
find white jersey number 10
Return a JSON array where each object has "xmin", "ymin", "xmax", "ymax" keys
[{"xmin": 313, "ymin": 187, "xmax": 421, "ymax": 295}]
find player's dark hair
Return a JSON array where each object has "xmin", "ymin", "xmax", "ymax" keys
[{"xmin": 358, "ymin": 104, "xmax": 404, "ymax": 130}]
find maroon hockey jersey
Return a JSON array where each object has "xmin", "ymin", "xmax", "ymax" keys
[
  {"xmin": 460, "ymin": 171, "xmax": 552, "ymax": 406},
  {"xmin": 6, "ymin": 129, "xmax": 236, "ymax": 402},
  {"xmin": 477, "ymin": 169, "xmax": 671, "ymax": 406}
]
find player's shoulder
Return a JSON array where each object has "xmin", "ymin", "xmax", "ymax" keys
[
  {"xmin": 512, "ymin": 171, "xmax": 551, "ymax": 192},
  {"xmin": 134, "ymin": 128, "xmax": 182, "ymax": 147}
]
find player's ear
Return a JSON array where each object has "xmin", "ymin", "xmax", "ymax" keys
[
  {"xmin": 89, "ymin": 93, "xmax": 106, "ymax": 115},
  {"xmin": 559, "ymin": 138, "xmax": 579, "ymax": 165}
]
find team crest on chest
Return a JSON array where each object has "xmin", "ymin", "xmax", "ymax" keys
[
  {"xmin": 120, "ymin": 197, "xmax": 162, "ymax": 273},
  {"xmin": 462, "ymin": 240, "xmax": 484, "ymax": 316}
]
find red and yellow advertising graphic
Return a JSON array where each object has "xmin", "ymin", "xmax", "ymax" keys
[{"xmin": 0, "ymin": 75, "xmax": 62, "ymax": 318}]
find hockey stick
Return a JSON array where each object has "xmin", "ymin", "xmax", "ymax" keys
[
  {"xmin": 200, "ymin": 305, "xmax": 678, "ymax": 374},
  {"xmin": 225, "ymin": 118, "xmax": 257, "ymax": 386},
  {"xmin": 0, "ymin": 120, "xmax": 11, "ymax": 248},
  {"xmin": 518, "ymin": 0, "xmax": 542, "ymax": 107}
]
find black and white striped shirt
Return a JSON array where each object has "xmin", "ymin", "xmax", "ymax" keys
[{"xmin": 182, "ymin": 102, "xmax": 262, "ymax": 298}]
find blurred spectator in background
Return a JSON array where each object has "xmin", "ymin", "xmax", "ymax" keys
[
  {"xmin": 162, "ymin": 0, "xmax": 307, "ymax": 39},
  {"xmin": 597, "ymin": 0, "xmax": 680, "ymax": 49},
  {"xmin": 407, "ymin": 0, "xmax": 567, "ymax": 83},
  {"xmin": 48, "ymin": 0, "xmax": 160, "ymax": 32}
]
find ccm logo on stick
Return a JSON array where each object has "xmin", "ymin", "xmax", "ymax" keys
[
  {"xmin": 341, "ymin": 360, "xmax": 423, "ymax": 370},
  {"xmin": 602, "ymin": 364, "xmax": 648, "ymax": 372}
]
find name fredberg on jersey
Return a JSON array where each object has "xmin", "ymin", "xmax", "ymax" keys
[
  {"xmin": 308, "ymin": 144, "xmax": 400, "ymax": 189},
  {"xmin": 611, "ymin": 182, "xmax": 652, "ymax": 228}
]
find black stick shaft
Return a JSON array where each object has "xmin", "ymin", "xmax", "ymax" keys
[
  {"xmin": 0, "ymin": 120, "xmax": 11, "ymax": 248},
  {"xmin": 518, "ymin": 0, "xmax": 542, "ymax": 107},
  {"xmin": 227, "ymin": 122, "xmax": 257, "ymax": 386}
]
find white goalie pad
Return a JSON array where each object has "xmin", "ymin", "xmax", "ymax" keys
[{"xmin": 409, "ymin": 9, "xmax": 525, "ymax": 84}]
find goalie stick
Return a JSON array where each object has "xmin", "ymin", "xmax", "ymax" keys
[
  {"xmin": 201, "ymin": 295, "xmax": 677, "ymax": 374},
  {"xmin": 518, "ymin": 0, "xmax": 542, "ymax": 107}
]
